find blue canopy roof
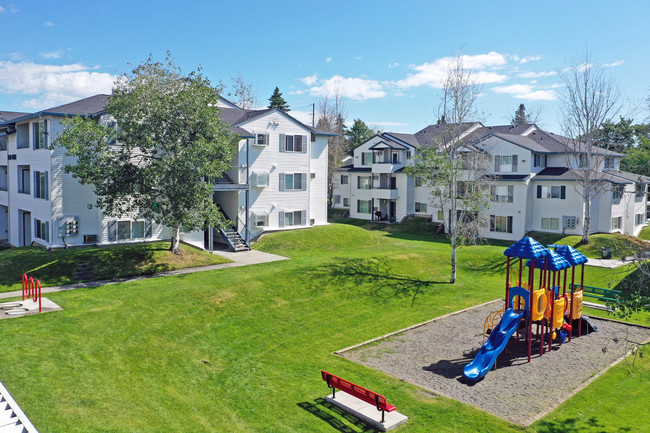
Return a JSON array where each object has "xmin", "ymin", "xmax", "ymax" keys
[
  {"xmin": 504, "ymin": 237, "xmax": 549, "ymax": 259},
  {"xmin": 554, "ymin": 245, "xmax": 588, "ymax": 266},
  {"xmin": 526, "ymin": 249, "xmax": 571, "ymax": 271}
]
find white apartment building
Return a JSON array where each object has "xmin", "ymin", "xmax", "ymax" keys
[
  {"xmin": 332, "ymin": 123, "xmax": 649, "ymax": 241},
  {"xmin": 0, "ymin": 95, "xmax": 331, "ymax": 251}
]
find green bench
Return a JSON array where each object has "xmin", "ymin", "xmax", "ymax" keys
[{"xmin": 570, "ymin": 284, "xmax": 620, "ymax": 303}]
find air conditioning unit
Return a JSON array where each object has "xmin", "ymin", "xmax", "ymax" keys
[{"xmin": 83, "ymin": 234, "xmax": 98, "ymax": 243}]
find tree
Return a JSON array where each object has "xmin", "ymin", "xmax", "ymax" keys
[
  {"xmin": 406, "ymin": 52, "xmax": 492, "ymax": 284},
  {"xmin": 55, "ymin": 54, "xmax": 238, "ymax": 254},
  {"xmin": 228, "ymin": 73, "xmax": 257, "ymax": 109},
  {"xmin": 345, "ymin": 118, "xmax": 374, "ymax": 150},
  {"xmin": 559, "ymin": 50, "xmax": 621, "ymax": 244},
  {"xmin": 268, "ymin": 87, "xmax": 290, "ymax": 111},
  {"xmin": 511, "ymin": 103, "xmax": 542, "ymax": 125},
  {"xmin": 316, "ymin": 91, "xmax": 347, "ymax": 204}
]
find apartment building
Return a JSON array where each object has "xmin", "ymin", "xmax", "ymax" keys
[
  {"xmin": 332, "ymin": 123, "xmax": 649, "ymax": 241},
  {"xmin": 0, "ymin": 95, "xmax": 331, "ymax": 250}
]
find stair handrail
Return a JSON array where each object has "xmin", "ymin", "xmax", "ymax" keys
[{"xmin": 236, "ymin": 216, "xmax": 251, "ymax": 249}]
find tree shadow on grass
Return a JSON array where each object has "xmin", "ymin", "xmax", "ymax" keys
[
  {"xmin": 313, "ymin": 257, "xmax": 451, "ymax": 306},
  {"xmin": 297, "ymin": 398, "xmax": 379, "ymax": 433},
  {"xmin": 535, "ymin": 416, "xmax": 631, "ymax": 433},
  {"xmin": 463, "ymin": 256, "xmax": 508, "ymax": 276}
]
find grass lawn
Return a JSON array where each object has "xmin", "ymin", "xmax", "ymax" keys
[
  {"xmin": 528, "ymin": 230, "xmax": 649, "ymax": 260},
  {"xmin": 639, "ymin": 225, "xmax": 650, "ymax": 241},
  {"xmin": 0, "ymin": 224, "xmax": 647, "ymax": 432},
  {"xmin": 0, "ymin": 242, "xmax": 231, "ymax": 293}
]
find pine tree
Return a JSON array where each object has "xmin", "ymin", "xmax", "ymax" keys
[
  {"xmin": 512, "ymin": 104, "xmax": 527, "ymax": 125},
  {"xmin": 268, "ymin": 87, "xmax": 290, "ymax": 111}
]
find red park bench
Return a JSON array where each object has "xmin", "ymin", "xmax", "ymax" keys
[{"xmin": 321, "ymin": 370, "xmax": 396, "ymax": 423}]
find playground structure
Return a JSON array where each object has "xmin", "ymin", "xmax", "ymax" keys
[
  {"xmin": 464, "ymin": 237, "xmax": 591, "ymax": 381},
  {"xmin": 21, "ymin": 273, "xmax": 42, "ymax": 313}
]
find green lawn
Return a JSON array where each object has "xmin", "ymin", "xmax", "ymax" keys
[
  {"xmin": 0, "ymin": 224, "xmax": 647, "ymax": 432},
  {"xmin": 0, "ymin": 242, "xmax": 231, "ymax": 292},
  {"xmin": 527, "ymin": 230, "xmax": 649, "ymax": 259}
]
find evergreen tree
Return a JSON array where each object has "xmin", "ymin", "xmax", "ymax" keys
[
  {"xmin": 512, "ymin": 104, "xmax": 528, "ymax": 125},
  {"xmin": 268, "ymin": 87, "xmax": 290, "ymax": 111},
  {"xmin": 345, "ymin": 119, "xmax": 374, "ymax": 150}
]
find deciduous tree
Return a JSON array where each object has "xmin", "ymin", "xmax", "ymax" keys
[
  {"xmin": 317, "ymin": 91, "xmax": 347, "ymax": 204},
  {"xmin": 55, "ymin": 54, "xmax": 238, "ymax": 254}
]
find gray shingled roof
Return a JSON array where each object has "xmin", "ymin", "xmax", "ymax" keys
[
  {"xmin": 534, "ymin": 167, "xmax": 630, "ymax": 183},
  {"xmin": 45, "ymin": 94, "xmax": 110, "ymax": 116},
  {"xmin": 0, "ymin": 111, "xmax": 31, "ymax": 122}
]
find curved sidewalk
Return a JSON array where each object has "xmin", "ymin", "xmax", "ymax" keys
[{"xmin": 0, "ymin": 249, "xmax": 288, "ymax": 300}]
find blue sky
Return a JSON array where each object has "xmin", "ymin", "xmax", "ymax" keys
[{"xmin": 1, "ymin": 0, "xmax": 648, "ymax": 133}]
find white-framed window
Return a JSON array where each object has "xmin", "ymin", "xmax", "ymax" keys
[
  {"xmin": 612, "ymin": 216, "xmax": 622, "ymax": 230},
  {"xmin": 362, "ymin": 152, "xmax": 373, "ymax": 165},
  {"xmin": 357, "ymin": 176, "xmax": 371, "ymax": 190},
  {"xmin": 604, "ymin": 157, "xmax": 615, "ymax": 170},
  {"xmin": 33, "ymin": 120, "xmax": 48, "ymax": 150},
  {"xmin": 437, "ymin": 210, "xmax": 444, "ymax": 221},
  {"xmin": 415, "ymin": 176, "xmax": 423, "ymax": 187},
  {"xmin": 108, "ymin": 219, "xmax": 152, "ymax": 242},
  {"xmin": 491, "ymin": 185, "xmax": 513, "ymax": 203},
  {"xmin": 533, "ymin": 154, "xmax": 547, "ymax": 168},
  {"xmin": 357, "ymin": 200, "xmax": 371, "ymax": 214},
  {"xmin": 635, "ymin": 213, "xmax": 645, "ymax": 225},
  {"xmin": 343, "ymin": 197, "xmax": 349, "ymax": 207},
  {"xmin": 0, "ymin": 165, "xmax": 7, "ymax": 191},
  {"xmin": 537, "ymin": 185, "xmax": 565, "ymax": 199},
  {"xmin": 34, "ymin": 219, "xmax": 49, "ymax": 242},
  {"xmin": 279, "ymin": 210, "xmax": 306, "ymax": 227},
  {"xmin": 490, "ymin": 215, "xmax": 513, "ymax": 233},
  {"xmin": 578, "ymin": 154, "xmax": 588, "ymax": 168},
  {"xmin": 252, "ymin": 172, "xmax": 269, "ymax": 187},
  {"xmin": 340, "ymin": 175, "xmax": 349, "ymax": 185},
  {"xmin": 612, "ymin": 185, "xmax": 624, "ymax": 201},
  {"xmin": 279, "ymin": 173, "xmax": 306, "ymax": 191},
  {"xmin": 17, "ymin": 165, "xmax": 30, "ymax": 194},
  {"xmin": 495, "ymin": 155, "xmax": 518, "ymax": 173},
  {"xmin": 333, "ymin": 195, "xmax": 341, "ymax": 204},
  {"xmin": 406, "ymin": 150, "xmax": 412, "ymax": 159},
  {"xmin": 253, "ymin": 212, "xmax": 269, "ymax": 227},
  {"xmin": 279, "ymin": 134, "xmax": 307, "ymax": 153},
  {"xmin": 415, "ymin": 202, "xmax": 427, "ymax": 213},
  {"xmin": 16, "ymin": 123, "xmax": 29, "ymax": 149},
  {"xmin": 541, "ymin": 217, "xmax": 560, "ymax": 231},
  {"xmin": 255, "ymin": 132, "xmax": 269, "ymax": 146},
  {"xmin": 635, "ymin": 183, "xmax": 645, "ymax": 198},
  {"xmin": 33, "ymin": 171, "xmax": 49, "ymax": 200}
]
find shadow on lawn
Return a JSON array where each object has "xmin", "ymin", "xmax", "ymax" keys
[
  {"xmin": 297, "ymin": 398, "xmax": 379, "ymax": 433},
  {"xmin": 535, "ymin": 416, "xmax": 630, "ymax": 433},
  {"xmin": 314, "ymin": 257, "xmax": 450, "ymax": 306}
]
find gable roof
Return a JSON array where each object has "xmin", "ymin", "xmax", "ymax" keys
[
  {"xmin": 0, "ymin": 111, "xmax": 31, "ymax": 122},
  {"xmin": 534, "ymin": 167, "xmax": 631, "ymax": 184},
  {"xmin": 222, "ymin": 106, "xmax": 336, "ymax": 137},
  {"xmin": 2, "ymin": 94, "xmax": 111, "ymax": 125}
]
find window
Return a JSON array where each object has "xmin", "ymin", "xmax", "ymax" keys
[
  {"xmin": 357, "ymin": 200, "xmax": 371, "ymax": 214},
  {"xmin": 406, "ymin": 150, "xmax": 412, "ymax": 159},
  {"xmin": 252, "ymin": 172, "xmax": 269, "ymax": 187},
  {"xmin": 536, "ymin": 185, "xmax": 566, "ymax": 199},
  {"xmin": 279, "ymin": 173, "xmax": 306, "ymax": 191},
  {"xmin": 253, "ymin": 212, "xmax": 269, "ymax": 227},
  {"xmin": 117, "ymin": 221, "xmax": 131, "ymax": 240},
  {"xmin": 16, "ymin": 124, "xmax": 29, "ymax": 149},
  {"xmin": 0, "ymin": 135, "xmax": 7, "ymax": 151},
  {"xmin": 415, "ymin": 202, "xmax": 427, "ymax": 213},
  {"xmin": 340, "ymin": 175, "xmax": 349, "ymax": 185},
  {"xmin": 415, "ymin": 176, "xmax": 423, "ymax": 187},
  {"xmin": 533, "ymin": 154, "xmax": 547, "ymax": 168},
  {"xmin": 612, "ymin": 216, "xmax": 622, "ymax": 230},
  {"xmin": 279, "ymin": 134, "xmax": 307, "ymax": 153},
  {"xmin": 18, "ymin": 165, "xmax": 30, "ymax": 194},
  {"xmin": 612, "ymin": 185, "xmax": 624, "ymax": 201},
  {"xmin": 0, "ymin": 166, "xmax": 7, "ymax": 191},
  {"xmin": 33, "ymin": 121, "xmax": 48, "ymax": 149},
  {"xmin": 490, "ymin": 215, "xmax": 513, "ymax": 233},
  {"xmin": 108, "ymin": 220, "xmax": 152, "ymax": 241},
  {"xmin": 635, "ymin": 184, "xmax": 645, "ymax": 198},
  {"xmin": 541, "ymin": 217, "xmax": 560, "ymax": 231},
  {"xmin": 357, "ymin": 176, "xmax": 371, "ymax": 190},
  {"xmin": 34, "ymin": 219, "xmax": 49, "ymax": 242},
  {"xmin": 604, "ymin": 157, "xmax": 615, "ymax": 170},
  {"xmin": 279, "ymin": 210, "xmax": 306, "ymax": 227},
  {"xmin": 255, "ymin": 132, "xmax": 269, "ymax": 146},
  {"xmin": 578, "ymin": 154, "xmax": 588, "ymax": 168},
  {"xmin": 362, "ymin": 152, "xmax": 373, "ymax": 165},
  {"xmin": 495, "ymin": 155, "xmax": 518, "ymax": 173},
  {"xmin": 636, "ymin": 213, "xmax": 645, "ymax": 225},
  {"xmin": 33, "ymin": 171, "xmax": 48, "ymax": 200},
  {"xmin": 491, "ymin": 185, "xmax": 514, "ymax": 203},
  {"xmin": 343, "ymin": 198, "xmax": 349, "ymax": 207},
  {"xmin": 437, "ymin": 210, "xmax": 444, "ymax": 221},
  {"xmin": 333, "ymin": 194, "xmax": 341, "ymax": 204}
]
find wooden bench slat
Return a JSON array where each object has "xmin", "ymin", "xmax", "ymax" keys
[{"xmin": 321, "ymin": 370, "xmax": 396, "ymax": 412}]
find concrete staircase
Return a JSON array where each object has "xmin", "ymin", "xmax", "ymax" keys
[{"xmin": 0, "ymin": 382, "xmax": 37, "ymax": 433}]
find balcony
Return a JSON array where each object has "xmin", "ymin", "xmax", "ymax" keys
[
  {"xmin": 373, "ymin": 187, "xmax": 398, "ymax": 200},
  {"xmin": 211, "ymin": 167, "xmax": 249, "ymax": 191}
]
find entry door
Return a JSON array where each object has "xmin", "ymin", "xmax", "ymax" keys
[{"xmin": 21, "ymin": 211, "xmax": 31, "ymax": 246}]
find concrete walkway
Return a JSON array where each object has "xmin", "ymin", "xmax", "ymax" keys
[
  {"xmin": 0, "ymin": 249, "xmax": 289, "ymax": 300},
  {"xmin": 585, "ymin": 258, "xmax": 634, "ymax": 268}
]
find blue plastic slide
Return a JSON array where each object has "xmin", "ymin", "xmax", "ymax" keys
[{"xmin": 463, "ymin": 308, "xmax": 524, "ymax": 380}]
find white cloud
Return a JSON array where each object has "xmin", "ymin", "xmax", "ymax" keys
[
  {"xmin": 0, "ymin": 61, "xmax": 117, "ymax": 109},
  {"xmin": 520, "ymin": 55, "xmax": 542, "ymax": 64},
  {"xmin": 40, "ymin": 50, "xmax": 64, "ymax": 59},
  {"xmin": 325, "ymin": 56, "xmax": 332, "ymax": 63},
  {"xmin": 517, "ymin": 71, "xmax": 557, "ymax": 78},
  {"xmin": 355, "ymin": 56, "xmax": 363, "ymax": 60},
  {"xmin": 0, "ymin": 6, "xmax": 5, "ymax": 13},
  {"xmin": 309, "ymin": 75, "xmax": 385, "ymax": 100},
  {"xmin": 388, "ymin": 62, "xmax": 400, "ymax": 68},
  {"xmin": 301, "ymin": 74, "xmax": 319, "ymax": 86},
  {"xmin": 44, "ymin": 21, "xmax": 53, "ymax": 26},
  {"xmin": 395, "ymin": 51, "xmax": 508, "ymax": 88},
  {"xmin": 604, "ymin": 60, "xmax": 624, "ymax": 67},
  {"xmin": 492, "ymin": 84, "xmax": 557, "ymax": 100}
]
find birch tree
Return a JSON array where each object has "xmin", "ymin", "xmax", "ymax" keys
[
  {"xmin": 560, "ymin": 50, "xmax": 621, "ymax": 244},
  {"xmin": 316, "ymin": 91, "xmax": 347, "ymax": 204},
  {"xmin": 406, "ymin": 53, "xmax": 492, "ymax": 284}
]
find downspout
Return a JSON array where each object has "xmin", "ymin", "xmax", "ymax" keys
[
  {"xmin": 245, "ymin": 137, "xmax": 250, "ymax": 243},
  {"xmin": 308, "ymin": 135, "xmax": 311, "ymax": 226}
]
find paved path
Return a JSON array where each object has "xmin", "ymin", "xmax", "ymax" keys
[
  {"xmin": 0, "ymin": 249, "xmax": 289, "ymax": 300},
  {"xmin": 585, "ymin": 257, "xmax": 631, "ymax": 268}
]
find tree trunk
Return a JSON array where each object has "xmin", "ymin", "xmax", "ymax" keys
[
  {"xmin": 170, "ymin": 227, "xmax": 181, "ymax": 255},
  {"xmin": 450, "ymin": 242, "xmax": 457, "ymax": 284},
  {"xmin": 582, "ymin": 183, "xmax": 591, "ymax": 244}
]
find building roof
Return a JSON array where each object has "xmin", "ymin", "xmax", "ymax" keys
[
  {"xmin": 608, "ymin": 170, "xmax": 650, "ymax": 184},
  {"xmin": 1, "ymin": 94, "xmax": 111, "ymax": 125},
  {"xmin": 534, "ymin": 167, "xmax": 630, "ymax": 184},
  {"xmin": 0, "ymin": 111, "xmax": 31, "ymax": 122}
]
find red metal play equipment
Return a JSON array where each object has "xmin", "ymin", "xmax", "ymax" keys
[{"xmin": 21, "ymin": 273, "xmax": 42, "ymax": 313}]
